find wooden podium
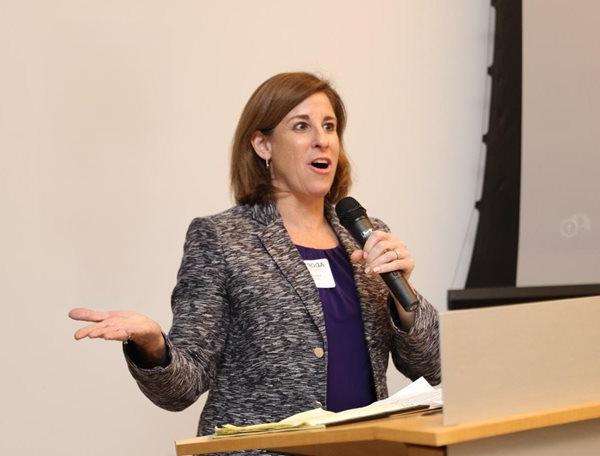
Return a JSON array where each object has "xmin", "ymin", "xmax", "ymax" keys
[
  {"xmin": 175, "ymin": 296, "xmax": 600, "ymax": 455},
  {"xmin": 175, "ymin": 401, "xmax": 600, "ymax": 455}
]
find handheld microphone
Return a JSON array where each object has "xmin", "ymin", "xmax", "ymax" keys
[{"xmin": 335, "ymin": 196, "xmax": 419, "ymax": 312}]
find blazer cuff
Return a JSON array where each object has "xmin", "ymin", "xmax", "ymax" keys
[
  {"xmin": 387, "ymin": 290, "xmax": 425, "ymax": 335},
  {"xmin": 122, "ymin": 332, "xmax": 172, "ymax": 371}
]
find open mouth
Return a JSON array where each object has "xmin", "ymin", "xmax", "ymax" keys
[{"xmin": 310, "ymin": 159, "xmax": 330, "ymax": 170}]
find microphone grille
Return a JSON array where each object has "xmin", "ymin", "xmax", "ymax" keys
[{"xmin": 335, "ymin": 197, "xmax": 367, "ymax": 228}]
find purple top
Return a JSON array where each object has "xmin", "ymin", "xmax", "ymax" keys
[{"xmin": 296, "ymin": 243, "xmax": 376, "ymax": 412}]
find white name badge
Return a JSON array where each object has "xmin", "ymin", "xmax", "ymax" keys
[{"xmin": 303, "ymin": 258, "xmax": 336, "ymax": 288}]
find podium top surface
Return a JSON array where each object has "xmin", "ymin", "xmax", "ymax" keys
[{"xmin": 175, "ymin": 401, "xmax": 600, "ymax": 455}]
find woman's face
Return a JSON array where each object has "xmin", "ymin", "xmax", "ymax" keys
[{"xmin": 254, "ymin": 92, "xmax": 340, "ymax": 202}]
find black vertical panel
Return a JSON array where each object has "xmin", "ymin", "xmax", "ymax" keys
[{"xmin": 466, "ymin": 0, "xmax": 522, "ymax": 287}]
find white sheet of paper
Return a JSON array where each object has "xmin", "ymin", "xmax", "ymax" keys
[{"xmin": 370, "ymin": 377, "xmax": 443, "ymax": 408}]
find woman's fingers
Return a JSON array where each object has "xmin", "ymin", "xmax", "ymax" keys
[
  {"xmin": 350, "ymin": 249, "xmax": 364, "ymax": 263},
  {"xmin": 68, "ymin": 307, "xmax": 111, "ymax": 322},
  {"xmin": 103, "ymin": 328, "xmax": 130, "ymax": 342},
  {"xmin": 359, "ymin": 230, "xmax": 414, "ymax": 278},
  {"xmin": 90, "ymin": 327, "xmax": 126, "ymax": 341},
  {"xmin": 71, "ymin": 313, "xmax": 131, "ymax": 340},
  {"xmin": 367, "ymin": 245, "xmax": 410, "ymax": 270},
  {"xmin": 366, "ymin": 240, "xmax": 396, "ymax": 263},
  {"xmin": 87, "ymin": 325, "xmax": 114, "ymax": 339},
  {"xmin": 371, "ymin": 257, "xmax": 415, "ymax": 276},
  {"xmin": 70, "ymin": 309, "xmax": 162, "ymax": 347},
  {"xmin": 74, "ymin": 323, "xmax": 102, "ymax": 340},
  {"xmin": 75, "ymin": 321, "xmax": 131, "ymax": 342},
  {"xmin": 364, "ymin": 233, "xmax": 406, "ymax": 259},
  {"xmin": 362, "ymin": 230, "xmax": 394, "ymax": 254}
]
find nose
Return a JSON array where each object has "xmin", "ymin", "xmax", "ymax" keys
[{"xmin": 312, "ymin": 126, "xmax": 330, "ymax": 149}]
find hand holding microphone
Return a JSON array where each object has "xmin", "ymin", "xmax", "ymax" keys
[
  {"xmin": 336, "ymin": 197, "xmax": 419, "ymax": 312},
  {"xmin": 351, "ymin": 230, "xmax": 414, "ymax": 277}
]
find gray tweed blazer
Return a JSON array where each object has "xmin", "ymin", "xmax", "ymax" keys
[{"xmin": 125, "ymin": 201, "xmax": 441, "ymax": 447}]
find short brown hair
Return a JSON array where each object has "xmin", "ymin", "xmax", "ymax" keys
[{"xmin": 230, "ymin": 72, "xmax": 352, "ymax": 205}]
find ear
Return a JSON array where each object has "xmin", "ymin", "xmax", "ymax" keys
[{"xmin": 250, "ymin": 130, "xmax": 272, "ymax": 161}]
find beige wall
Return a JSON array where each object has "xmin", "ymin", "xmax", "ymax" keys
[{"xmin": 0, "ymin": 1, "xmax": 489, "ymax": 454}]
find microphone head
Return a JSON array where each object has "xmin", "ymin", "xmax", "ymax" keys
[{"xmin": 335, "ymin": 196, "xmax": 367, "ymax": 228}]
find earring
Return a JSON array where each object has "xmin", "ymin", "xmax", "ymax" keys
[{"xmin": 265, "ymin": 158, "xmax": 270, "ymax": 169}]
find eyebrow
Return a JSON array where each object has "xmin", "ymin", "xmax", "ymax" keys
[{"xmin": 287, "ymin": 114, "xmax": 337, "ymax": 123}]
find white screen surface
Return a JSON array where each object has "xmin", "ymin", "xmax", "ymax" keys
[{"xmin": 519, "ymin": 0, "xmax": 600, "ymax": 286}]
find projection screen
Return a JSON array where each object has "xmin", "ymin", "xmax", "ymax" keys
[{"xmin": 518, "ymin": 0, "xmax": 600, "ymax": 286}]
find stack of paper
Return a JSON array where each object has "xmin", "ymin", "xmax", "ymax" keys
[
  {"xmin": 371, "ymin": 376, "xmax": 443, "ymax": 408},
  {"xmin": 214, "ymin": 377, "xmax": 442, "ymax": 437}
]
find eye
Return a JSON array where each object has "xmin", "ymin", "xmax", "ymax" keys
[
  {"xmin": 293, "ymin": 121, "xmax": 310, "ymax": 131},
  {"xmin": 323, "ymin": 121, "xmax": 337, "ymax": 132}
]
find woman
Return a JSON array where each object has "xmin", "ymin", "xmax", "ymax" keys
[{"xmin": 69, "ymin": 72, "xmax": 440, "ymax": 443}]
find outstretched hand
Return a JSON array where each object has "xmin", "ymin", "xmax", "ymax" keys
[{"xmin": 68, "ymin": 308, "xmax": 166, "ymax": 361}]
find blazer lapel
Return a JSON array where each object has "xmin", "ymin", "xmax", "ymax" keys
[{"xmin": 253, "ymin": 204, "xmax": 327, "ymax": 342}]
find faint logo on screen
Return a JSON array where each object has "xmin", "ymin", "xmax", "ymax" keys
[{"xmin": 560, "ymin": 213, "xmax": 591, "ymax": 238}]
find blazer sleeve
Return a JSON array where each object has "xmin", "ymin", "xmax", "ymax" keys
[
  {"xmin": 387, "ymin": 293, "xmax": 441, "ymax": 385},
  {"xmin": 123, "ymin": 217, "xmax": 231, "ymax": 411},
  {"xmin": 371, "ymin": 217, "xmax": 441, "ymax": 386}
]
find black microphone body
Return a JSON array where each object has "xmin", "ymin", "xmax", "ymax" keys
[{"xmin": 336, "ymin": 197, "xmax": 419, "ymax": 312}]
